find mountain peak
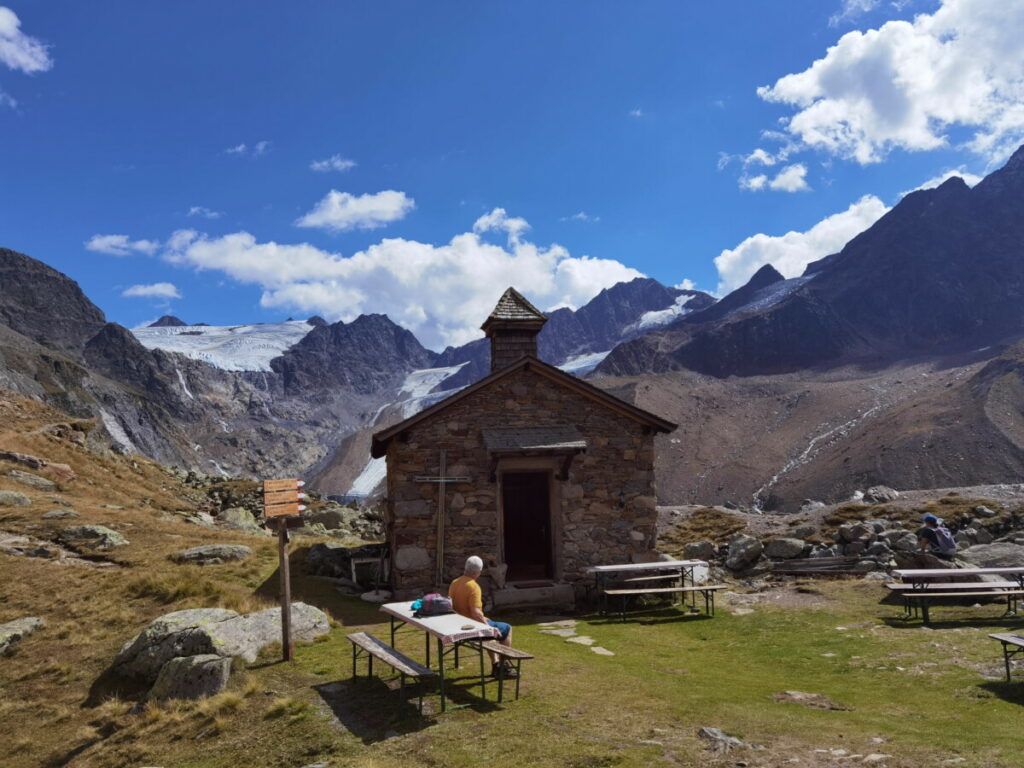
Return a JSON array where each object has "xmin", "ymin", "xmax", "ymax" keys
[{"xmin": 149, "ymin": 315, "xmax": 186, "ymax": 327}]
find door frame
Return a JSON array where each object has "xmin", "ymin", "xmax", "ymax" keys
[{"xmin": 495, "ymin": 456, "xmax": 563, "ymax": 582}]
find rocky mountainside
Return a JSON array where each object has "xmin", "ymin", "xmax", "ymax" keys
[{"xmin": 600, "ymin": 145, "xmax": 1024, "ymax": 379}]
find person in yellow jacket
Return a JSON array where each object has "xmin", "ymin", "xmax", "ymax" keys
[{"xmin": 448, "ymin": 555, "xmax": 517, "ymax": 678}]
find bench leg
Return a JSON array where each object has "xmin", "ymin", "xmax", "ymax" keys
[
  {"xmin": 1004, "ymin": 643, "xmax": 1013, "ymax": 683},
  {"xmin": 478, "ymin": 642, "xmax": 486, "ymax": 701},
  {"xmin": 496, "ymin": 658, "xmax": 505, "ymax": 703},
  {"xmin": 455, "ymin": 642, "xmax": 460, "ymax": 669},
  {"xmin": 438, "ymin": 637, "xmax": 446, "ymax": 713},
  {"xmin": 368, "ymin": 653, "xmax": 373, "ymax": 678},
  {"xmin": 921, "ymin": 601, "xmax": 930, "ymax": 626},
  {"xmin": 514, "ymin": 659, "xmax": 522, "ymax": 700},
  {"xmin": 351, "ymin": 643, "xmax": 357, "ymax": 680}
]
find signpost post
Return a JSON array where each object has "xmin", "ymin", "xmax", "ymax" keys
[{"xmin": 263, "ymin": 478, "xmax": 305, "ymax": 662}]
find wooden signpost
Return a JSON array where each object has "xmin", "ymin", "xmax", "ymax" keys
[{"xmin": 263, "ymin": 478, "xmax": 305, "ymax": 661}]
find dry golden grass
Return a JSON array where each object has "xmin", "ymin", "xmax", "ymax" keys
[{"xmin": 659, "ymin": 506, "xmax": 748, "ymax": 553}]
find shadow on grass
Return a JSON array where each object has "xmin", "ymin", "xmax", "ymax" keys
[
  {"xmin": 83, "ymin": 666, "xmax": 150, "ymax": 708},
  {"xmin": 255, "ymin": 545, "xmax": 385, "ymax": 628},
  {"xmin": 314, "ymin": 671, "xmax": 500, "ymax": 743},
  {"xmin": 979, "ymin": 680, "xmax": 1024, "ymax": 706},
  {"xmin": 583, "ymin": 604, "xmax": 716, "ymax": 627}
]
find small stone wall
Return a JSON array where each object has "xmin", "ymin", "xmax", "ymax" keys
[{"xmin": 385, "ymin": 366, "xmax": 659, "ymax": 595}]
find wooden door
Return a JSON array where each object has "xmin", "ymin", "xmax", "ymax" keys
[{"xmin": 501, "ymin": 471, "xmax": 552, "ymax": 581}]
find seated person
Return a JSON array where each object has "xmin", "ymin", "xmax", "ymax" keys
[
  {"xmin": 449, "ymin": 555, "xmax": 517, "ymax": 678},
  {"xmin": 917, "ymin": 513, "xmax": 957, "ymax": 560}
]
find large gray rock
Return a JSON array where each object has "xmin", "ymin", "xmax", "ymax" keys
[
  {"xmin": 7, "ymin": 469, "xmax": 57, "ymax": 491},
  {"xmin": 0, "ymin": 490, "xmax": 31, "ymax": 507},
  {"xmin": 220, "ymin": 507, "xmax": 264, "ymax": 534},
  {"xmin": 114, "ymin": 603, "xmax": 330, "ymax": 682},
  {"xmin": 302, "ymin": 506, "xmax": 359, "ymax": 531},
  {"xmin": 764, "ymin": 538, "xmax": 805, "ymax": 560},
  {"xmin": 148, "ymin": 654, "xmax": 232, "ymax": 701},
  {"xmin": 172, "ymin": 544, "xmax": 252, "ymax": 565},
  {"xmin": 305, "ymin": 541, "xmax": 383, "ymax": 579},
  {"xmin": 960, "ymin": 542, "xmax": 1024, "ymax": 568},
  {"xmin": 838, "ymin": 523, "xmax": 874, "ymax": 544},
  {"xmin": 724, "ymin": 534, "xmax": 763, "ymax": 571},
  {"xmin": 58, "ymin": 525, "xmax": 128, "ymax": 551},
  {"xmin": 863, "ymin": 486, "xmax": 899, "ymax": 503},
  {"xmin": 0, "ymin": 616, "xmax": 44, "ymax": 655},
  {"xmin": 973, "ymin": 505, "xmax": 998, "ymax": 518},
  {"xmin": 697, "ymin": 726, "xmax": 746, "ymax": 752},
  {"xmin": 42, "ymin": 508, "xmax": 78, "ymax": 519},
  {"xmin": 683, "ymin": 540, "xmax": 717, "ymax": 561}
]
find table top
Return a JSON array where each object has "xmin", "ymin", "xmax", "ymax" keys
[
  {"xmin": 893, "ymin": 567, "xmax": 1024, "ymax": 579},
  {"xmin": 586, "ymin": 560, "xmax": 706, "ymax": 574},
  {"xmin": 380, "ymin": 601, "xmax": 499, "ymax": 645}
]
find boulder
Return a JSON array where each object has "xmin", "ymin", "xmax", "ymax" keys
[
  {"xmin": 844, "ymin": 541, "xmax": 866, "ymax": 556},
  {"xmin": 58, "ymin": 525, "xmax": 128, "ymax": 551},
  {"xmin": 148, "ymin": 654, "xmax": 232, "ymax": 700},
  {"xmin": 724, "ymin": 534, "xmax": 763, "ymax": 571},
  {"xmin": 792, "ymin": 524, "xmax": 817, "ymax": 539},
  {"xmin": 799, "ymin": 500, "xmax": 826, "ymax": 512},
  {"xmin": 837, "ymin": 523, "xmax": 874, "ymax": 544},
  {"xmin": 0, "ymin": 617, "xmax": 44, "ymax": 655},
  {"xmin": 42, "ymin": 508, "xmax": 78, "ymax": 519},
  {"xmin": 683, "ymin": 540, "xmax": 717, "ymax": 561},
  {"xmin": 302, "ymin": 506, "xmax": 359, "ymax": 531},
  {"xmin": 891, "ymin": 532, "xmax": 919, "ymax": 552},
  {"xmin": 0, "ymin": 450, "xmax": 45, "ymax": 469},
  {"xmin": 974, "ymin": 527, "xmax": 994, "ymax": 545},
  {"xmin": 114, "ymin": 603, "xmax": 330, "ymax": 682},
  {"xmin": 220, "ymin": 507, "xmax": 263, "ymax": 534},
  {"xmin": 697, "ymin": 726, "xmax": 746, "ymax": 752},
  {"xmin": 973, "ymin": 505, "xmax": 998, "ymax": 518},
  {"xmin": 8, "ymin": 469, "xmax": 57, "ymax": 491},
  {"xmin": 865, "ymin": 540, "xmax": 892, "ymax": 557},
  {"xmin": 0, "ymin": 491, "xmax": 31, "ymax": 507},
  {"xmin": 863, "ymin": 486, "xmax": 899, "ymax": 503},
  {"xmin": 764, "ymin": 538, "xmax": 806, "ymax": 560},
  {"xmin": 172, "ymin": 545, "xmax": 252, "ymax": 565},
  {"xmin": 960, "ymin": 542, "xmax": 1024, "ymax": 568}
]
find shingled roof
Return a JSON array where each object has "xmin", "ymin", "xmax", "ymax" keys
[
  {"xmin": 481, "ymin": 287, "xmax": 547, "ymax": 330},
  {"xmin": 370, "ymin": 355, "xmax": 676, "ymax": 457}
]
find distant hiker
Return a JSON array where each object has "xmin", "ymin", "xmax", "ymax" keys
[
  {"xmin": 918, "ymin": 513, "xmax": 957, "ymax": 560},
  {"xmin": 449, "ymin": 555, "xmax": 517, "ymax": 678}
]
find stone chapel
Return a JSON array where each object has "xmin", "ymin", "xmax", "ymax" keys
[{"xmin": 371, "ymin": 288, "xmax": 677, "ymax": 603}]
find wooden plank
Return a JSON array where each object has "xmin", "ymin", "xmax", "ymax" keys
[
  {"xmin": 604, "ymin": 585, "xmax": 727, "ymax": 596},
  {"xmin": 347, "ymin": 632, "xmax": 435, "ymax": 677},
  {"xmin": 886, "ymin": 581, "xmax": 1018, "ymax": 591},
  {"xmin": 989, "ymin": 633, "xmax": 1024, "ymax": 646},
  {"xmin": 480, "ymin": 640, "xmax": 534, "ymax": 660},
  {"xmin": 265, "ymin": 501, "xmax": 304, "ymax": 518},
  {"xmin": 264, "ymin": 478, "xmax": 302, "ymax": 492},
  {"xmin": 263, "ymin": 489, "xmax": 303, "ymax": 505},
  {"xmin": 906, "ymin": 590, "xmax": 1024, "ymax": 598}
]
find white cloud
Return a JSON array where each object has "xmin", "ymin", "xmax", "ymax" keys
[
  {"xmin": 188, "ymin": 206, "xmax": 222, "ymax": 219},
  {"xmin": 900, "ymin": 165, "xmax": 983, "ymax": 197},
  {"xmin": 0, "ymin": 7, "xmax": 52, "ymax": 74},
  {"xmin": 769, "ymin": 163, "xmax": 811, "ymax": 192},
  {"xmin": 829, "ymin": 0, "xmax": 881, "ymax": 27},
  {"xmin": 122, "ymin": 282, "xmax": 181, "ymax": 300},
  {"xmin": 745, "ymin": 148, "xmax": 778, "ymax": 166},
  {"xmin": 629, "ymin": 108, "xmax": 644, "ymax": 118},
  {"xmin": 85, "ymin": 234, "xmax": 159, "ymax": 257},
  {"xmin": 225, "ymin": 141, "xmax": 271, "ymax": 158},
  {"xmin": 295, "ymin": 189, "xmax": 415, "ymax": 233},
  {"xmin": 676, "ymin": 279, "xmax": 697, "ymax": 291},
  {"xmin": 714, "ymin": 194, "xmax": 890, "ymax": 293},
  {"xmin": 161, "ymin": 208, "xmax": 643, "ymax": 350},
  {"xmin": 562, "ymin": 211, "xmax": 600, "ymax": 223},
  {"xmin": 757, "ymin": 0, "xmax": 1024, "ymax": 164},
  {"xmin": 740, "ymin": 174, "xmax": 768, "ymax": 191},
  {"xmin": 310, "ymin": 154, "xmax": 357, "ymax": 172}
]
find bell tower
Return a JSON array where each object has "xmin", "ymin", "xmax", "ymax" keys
[{"xmin": 481, "ymin": 287, "xmax": 548, "ymax": 373}]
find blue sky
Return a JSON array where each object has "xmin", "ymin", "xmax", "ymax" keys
[{"xmin": 2, "ymin": 1, "xmax": 1022, "ymax": 349}]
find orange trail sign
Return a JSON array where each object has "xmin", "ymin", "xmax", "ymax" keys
[
  {"xmin": 263, "ymin": 489, "xmax": 304, "ymax": 505},
  {"xmin": 264, "ymin": 478, "xmax": 304, "ymax": 493},
  {"xmin": 265, "ymin": 501, "xmax": 305, "ymax": 518}
]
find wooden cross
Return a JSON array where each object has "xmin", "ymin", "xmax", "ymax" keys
[{"xmin": 414, "ymin": 449, "xmax": 470, "ymax": 587}]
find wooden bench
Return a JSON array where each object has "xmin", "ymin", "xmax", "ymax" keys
[
  {"xmin": 989, "ymin": 634, "xmax": 1024, "ymax": 682},
  {"xmin": 468, "ymin": 640, "xmax": 534, "ymax": 702},
  {"xmin": 885, "ymin": 584, "xmax": 1024, "ymax": 625},
  {"xmin": 347, "ymin": 632, "xmax": 436, "ymax": 714},
  {"xmin": 603, "ymin": 584, "xmax": 727, "ymax": 620}
]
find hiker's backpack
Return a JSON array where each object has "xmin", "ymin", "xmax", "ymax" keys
[
  {"xmin": 934, "ymin": 525, "xmax": 958, "ymax": 554},
  {"xmin": 413, "ymin": 593, "xmax": 454, "ymax": 618}
]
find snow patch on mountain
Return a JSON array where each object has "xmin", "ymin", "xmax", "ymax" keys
[
  {"xmin": 731, "ymin": 276, "xmax": 813, "ymax": 316},
  {"xmin": 100, "ymin": 409, "xmax": 138, "ymax": 453},
  {"xmin": 349, "ymin": 457, "xmax": 387, "ymax": 497},
  {"xmin": 633, "ymin": 295, "xmax": 697, "ymax": 331},
  {"xmin": 559, "ymin": 350, "xmax": 611, "ymax": 375},
  {"xmin": 133, "ymin": 320, "xmax": 314, "ymax": 371}
]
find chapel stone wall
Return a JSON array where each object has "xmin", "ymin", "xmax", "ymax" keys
[{"xmin": 385, "ymin": 366, "xmax": 658, "ymax": 597}]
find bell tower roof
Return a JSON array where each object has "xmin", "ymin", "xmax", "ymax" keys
[
  {"xmin": 480, "ymin": 287, "xmax": 547, "ymax": 332},
  {"xmin": 480, "ymin": 287, "xmax": 547, "ymax": 372}
]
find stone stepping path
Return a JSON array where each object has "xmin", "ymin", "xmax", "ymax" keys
[{"xmin": 536, "ymin": 618, "xmax": 615, "ymax": 656}]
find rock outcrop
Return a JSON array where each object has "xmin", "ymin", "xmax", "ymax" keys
[
  {"xmin": 172, "ymin": 544, "xmax": 253, "ymax": 565},
  {"xmin": 147, "ymin": 654, "xmax": 232, "ymax": 701},
  {"xmin": 0, "ymin": 616, "xmax": 44, "ymax": 655}
]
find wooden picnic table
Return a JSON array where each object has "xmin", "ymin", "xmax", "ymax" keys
[
  {"xmin": 586, "ymin": 560, "xmax": 715, "ymax": 618},
  {"xmin": 379, "ymin": 601, "xmax": 499, "ymax": 712},
  {"xmin": 888, "ymin": 568, "xmax": 1024, "ymax": 624},
  {"xmin": 893, "ymin": 567, "xmax": 1024, "ymax": 589}
]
